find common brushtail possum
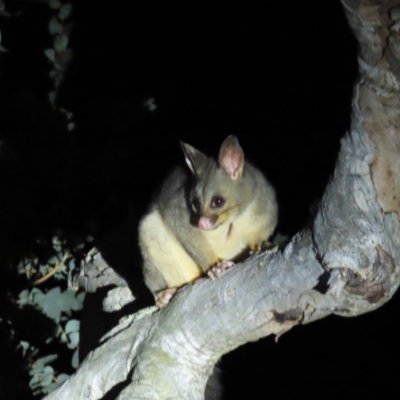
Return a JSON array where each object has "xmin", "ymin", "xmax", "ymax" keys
[{"xmin": 139, "ymin": 135, "xmax": 278, "ymax": 307}]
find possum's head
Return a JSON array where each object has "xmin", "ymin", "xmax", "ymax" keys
[{"xmin": 181, "ymin": 135, "xmax": 253, "ymax": 230}]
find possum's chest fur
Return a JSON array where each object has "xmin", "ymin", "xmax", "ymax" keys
[
  {"xmin": 202, "ymin": 201, "xmax": 260, "ymax": 260},
  {"xmin": 139, "ymin": 209, "xmax": 203, "ymax": 289}
]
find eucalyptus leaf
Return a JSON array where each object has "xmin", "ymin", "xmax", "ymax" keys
[
  {"xmin": 47, "ymin": 255, "xmax": 60, "ymax": 265},
  {"xmin": 29, "ymin": 375, "xmax": 40, "ymax": 389},
  {"xmin": 41, "ymin": 369, "xmax": 54, "ymax": 387},
  {"xmin": 73, "ymin": 292, "xmax": 85, "ymax": 310},
  {"xmin": 36, "ymin": 354, "xmax": 58, "ymax": 366},
  {"xmin": 49, "ymin": 0, "xmax": 62, "ymax": 9},
  {"xmin": 53, "ymin": 61, "xmax": 64, "ymax": 71},
  {"xmin": 52, "ymin": 236, "xmax": 62, "ymax": 246},
  {"xmin": 49, "ymin": 17, "xmax": 63, "ymax": 35},
  {"xmin": 65, "ymin": 319, "xmax": 79, "ymax": 334},
  {"xmin": 48, "ymin": 91, "xmax": 56, "ymax": 104},
  {"xmin": 59, "ymin": 3, "xmax": 72, "ymax": 20},
  {"xmin": 50, "ymin": 71, "xmax": 58, "ymax": 79},
  {"xmin": 53, "ymin": 244, "xmax": 62, "ymax": 252},
  {"xmin": 54, "ymin": 34, "xmax": 68, "ymax": 52},
  {"xmin": 45, "ymin": 336, "xmax": 54, "ymax": 345},
  {"xmin": 31, "ymin": 288, "xmax": 46, "ymax": 309},
  {"xmin": 19, "ymin": 341, "xmax": 30, "ymax": 355},
  {"xmin": 42, "ymin": 382, "xmax": 58, "ymax": 394},
  {"xmin": 60, "ymin": 332, "xmax": 67, "ymax": 343},
  {"xmin": 39, "ymin": 265, "xmax": 50, "ymax": 275},
  {"xmin": 67, "ymin": 331, "xmax": 79, "ymax": 349},
  {"xmin": 17, "ymin": 289, "xmax": 29, "ymax": 306},
  {"xmin": 57, "ymin": 373, "xmax": 70, "ymax": 384},
  {"xmin": 68, "ymin": 258, "xmax": 76, "ymax": 270},
  {"xmin": 71, "ymin": 348, "xmax": 79, "ymax": 369},
  {"xmin": 29, "ymin": 365, "xmax": 44, "ymax": 375},
  {"xmin": 42, "ymin": 287, "xmax": 62, "ymax": 321},
  {"xmin": 44, "ymin": 48, "xmax": 55, "ymax": 62}
]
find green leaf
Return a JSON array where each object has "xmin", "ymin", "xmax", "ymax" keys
[
  {"xmin": 49, "ymin": 0, "xmax": 62, "ymax": 9},
  {"xmin": 57, "ymin": 373, "xmax": 69, "ymax": 384},
  {"xmin": 17, "ymin": 289, "xmax": 30, "ymax": 306},
  {"xmin": 68, "ymin": 258, "xmax": 76, "ymax": 270},
  {"xmin": 29, "ymin": 365, "xmax": 44, "ymax": 376},
  {"xmin": 67, "ymin": 331, "xmax": 79, "ymax": 349},
  {"xmin": 49, "ymin": 17, "xmax": 63, "ymax": 35},
  {"xmin": 54, "ymin": 34, "xmax": 68, "ymax": 52},
  {"xmin": 65, "ymin": 319, "xmax": 79, "ymax": 334},
  {"xmin": 31, "ymin": 288, "xmax": 46, "ymax": 309},
  {"xmin": 43, "ymin": 373, "xmax": 69, "ymax": 394},
  {"xmin": 29, "ymin": 375, "xmax": 40, "ymax": 389},
  {"xmin": 59, "ymin": 3, "xmax": 72, "ymax": 20},
  {"xmin": 71, "ymin": 291, "xmax": 85, "ymax": 311},
  {"xmin": 41, "ymin": 366, "xmax": 54, "ymax": 386},
  {"xmin": 53, "ymin": 244, "xmax": 62, "ymax": 252},
  {"xmin": 60, "ymin": 332, "xmax": 68, "ymax": 343},
  {"xmin": 42, "ymin": 287, "xmax": 62, "ymax": 321},
  {"xmin": 44, "ymin": 48, "xmax": 56, "ymax": 62},
  {"xmin": 57, "ymin": 290, "xmax": 81, "ymax": 315},
  {"xmin": 39, "ymin": 264, "xmax": 50, "ymax": 275},
  {"xmin": 47, "ymin": 255, "xmax": 60, "ymax": 265},
  {"xmin": 19, "ymin": 341, "xmax": 30, "ymax": 355},
  {"xmin": 48, "ymin": 91, "xmax": 57, "ymax": 104},
  {"xmin": 42, "ymin": 382, "xmax": 57, "ymax": 394},
  {"xmin": 36, "ymin": 354, "xmax": 58, "ymax": 366},
  {"xmin": 52, "ymin": 236, "xmax": 62, "ymax": 246},
  {"xmin": 45, "ymin": 336, "xmax": 54, "ymax": 345},
  {"xmin": 71, "ymin": 349, "xmax": 79, "ymax": 369}
]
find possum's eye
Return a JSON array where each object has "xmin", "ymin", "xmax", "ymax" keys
[
  {"xmin": 192, "ymin": 198, "xmax": 201, "ymax": 212},
  {"xmin": 211, "ymin": 195, "xmax": 225, "ymax": 208}
]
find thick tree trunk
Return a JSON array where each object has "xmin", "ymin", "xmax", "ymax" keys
[{"xmin": 45, "ymin": 1, "xmax": 400, "ymax": 399}]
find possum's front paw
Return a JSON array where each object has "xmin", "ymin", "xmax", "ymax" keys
[
  {"xmin": 249, "ymin": 241, "xmax": 273, "ymax": 255},
  {"xmin": 155, "ymin": 287, "xmax": 178, "ymax": 308},
  {"xmin": 207, "ymin": 260, "xmax": 235, "ymax": 280}
]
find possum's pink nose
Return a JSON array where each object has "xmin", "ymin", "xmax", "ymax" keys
[{"xmin": 198, "ymin": 217, "xmax": 215, "ymax": 230}]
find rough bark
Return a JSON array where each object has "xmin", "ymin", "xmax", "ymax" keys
[{"xmin": 45, "ymin": 1, "xmax": 400, "ymax": 399}]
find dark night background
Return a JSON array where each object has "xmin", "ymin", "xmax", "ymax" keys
[{"xmin": 0, "ymin": 1, "xmax": 399, "ymax": 399}]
